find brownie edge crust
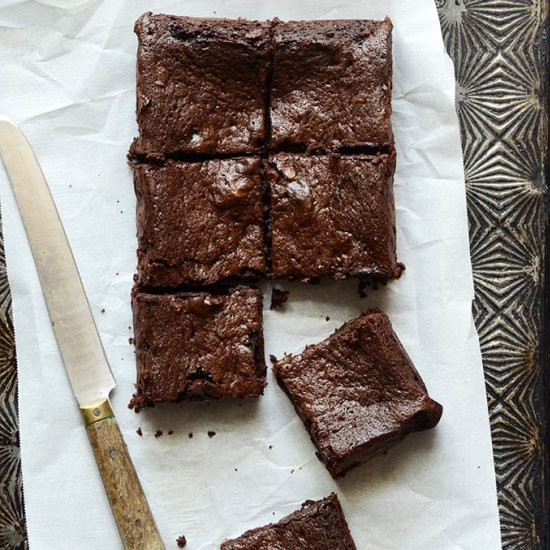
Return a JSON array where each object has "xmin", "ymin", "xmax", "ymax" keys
[
  {"xmin": 221, "ymin": 493, "xmax": 357, "ymax": 550},
  {"xmin": 274, "ymin": 310, "xmax": 443, "ymax": 477}
]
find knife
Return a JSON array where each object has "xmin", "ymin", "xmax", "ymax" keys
[{"xmin": 0, "ymin": 118, "xmax": 165, "ymax": 550}]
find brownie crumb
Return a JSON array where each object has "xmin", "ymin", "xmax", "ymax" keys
[
  {"xmin": 208, "ymin": 431, "xmax": 217, "ymax": 438},
  {"xmin": 100, "ymin": 308, "xmax": 105, "ymax": 314},
  {"xmin": 176, "ymin": 535, "xmax": 187, "ymax": 548},
  {"xmin": 358, "ymin": 279, "xmax": 369, "ymax": 298},
  {"xmin": 234, "ymin": 468, "xmax": 238, "ymax": 472},
  {"xmin": 358, "ymin": 277, "xmax": 384, "ymax": 298},
  {"xmin": 154, "ymin": 430, "xmax": 163, "ymax": 438},
  {"xmin": 269, "ymin": 354, "xmax": 278, "ymax": 365},
  {"xmin": 129, "ymin": 337, "xmax": 135, "ymax": 345},
  {"xmin": 136, "ymin": 427, "xmax": 143, "ymax": 436},
  {"xmin": 168, "ymin": 430, "xmax": 174, "ymax": 435},
  {"xmin": 268, "ymin": 445, "xmax": 273, "ymax": 450},
  {"xmin": 270, "ymin": 288, "xmax": 289, "ymax": 310},
  {"xmin": 188, "ymin": 432, "xmax": 193, "ymax": 439},
  {"xmin": 325, "ymin": 316, "xmax": 330, "ymax": 321}
]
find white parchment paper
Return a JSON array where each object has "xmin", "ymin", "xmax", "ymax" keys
[{"xmin": 0, "ymin": 0, "xmax": 501, "ymax": 548}]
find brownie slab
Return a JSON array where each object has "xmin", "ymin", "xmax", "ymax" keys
[
  {"xmin": 133, "ymin": 13, "xmax": 269, "ymax": 156},
  {"xmin": 274, "ymin": 310, "xmax": 443, "ymax": 477},
  {"xmin": 271, "ymin": 18, "xmax": 393, "ymax": 151},
  {"xmin": 266, "ymin": 153, "xmax": 401, "ymax": 281},
  {"xmin": 221, "ymin": 493, "xmax": 357, "ymax": 550},
  {"xmin": 133, "ymin": 157, "xmax": 265, "ymax": 288},
  {"xmin": 130, "ymin": 287, "xmax": 266, "ymax": 408}
]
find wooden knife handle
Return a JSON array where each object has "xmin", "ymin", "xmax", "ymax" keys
[{"xmin": 81, "ymin": 398, "xmax": 165, "ymax": 550}]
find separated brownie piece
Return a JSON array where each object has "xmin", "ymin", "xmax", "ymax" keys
[
  {"xmin": 271, "ymin": 18, "xmax": 393, "ymax": 151},
  {"xmin": 221, "ymin": 493, "xmax": 356, "ymax": 550},
  {"xmin": 274, "ymin": 310, "xmax": 442, "ymax": 477},
  {"xmin": 133, "ymin": 158, "xmax": 266, "ymax": 288},
  {"xmin": 266, "ymin": 153, "xmax": 401, "ymax": 282},
  {"xmin": 132, "ymin": 13, "xmax": 269, "ymax": 156},
  {"xmin": 130, "ymin": 287, "xmax": 266, "ymax": 409}
]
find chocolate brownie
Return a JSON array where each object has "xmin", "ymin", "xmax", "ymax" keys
[
  {"xmin": 133, "ymin": 13, "xmax": 269, "ymax": 156},
  {"xmin": 266, "ymin": 153, "xmax": 402, "ymax": 282},
  {"xmin": 130, "ymin": 286, "xmax": 266, "ymax": 408},
  {"xmin": 274, "ymin": 310, "xmax": 443, "ymax": 477},
  {"xmin": 132, "ymin": 157, "xmax": 265, "ymax": 288},
  {"xmin": 271, "ymin": 18, "xmax": 393, "ymax": 151},
  {"xmin": 221, "ymin": 493, "xmax": 357, "ymax": 549}
]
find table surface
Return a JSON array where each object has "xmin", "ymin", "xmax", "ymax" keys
[{"xmin": 0, "ymin": 1, "xmax": 548, "ymax": 548}]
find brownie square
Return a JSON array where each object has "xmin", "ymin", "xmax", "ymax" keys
[
  {"xmin": 221, "ymin": 493, "xmax": 357, "ymax": 550},
  {"xmin": 130, "ymin": 286, "xmax": 266, "ymax": 408},
  {"xmin": 274, "ymin": 310, "xmax": 443, "ymax": 477},
  {"xmin": 133, "ymin": 13, "xmax": 269, "ymax": 156},
  {"xmin": 271, "ymin": 18, "xmax": 393, "ymax": 151},
  {"xmin": 133, "ymin": 157, "xmax": 266, "ymax": 288},
  {"xmin": 266, "ymin": 153, "xmax": 401, "ymax": 281}
]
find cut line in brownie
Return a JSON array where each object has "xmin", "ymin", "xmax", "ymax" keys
[
  {"xmin": 132, "ymin": 157, "xmax": 266, "ymax": 289},
  {"xmin": 130, "ymin": 286, "xmax": 266, "ymax": 409},
  {"xmin": 274, "ymin": 310, "xmax": 443, "ymax": 477},
  {"xmin": 132, "ymin": 13, "xmax": 270, "ymax": 157},
  {"xmin": 271, "ymin": 18, "xmax": 393, "ymax": 152},
  {"xmin": 221, "ymin": 493, "xmax": 357, "ymax": 550},
  {"xmin": 266, "ymin": 152, "xmax": 402, "ymax": 282}
]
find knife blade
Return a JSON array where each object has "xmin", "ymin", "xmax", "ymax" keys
[
  {"xmin": 0, "ymin": 118, "xmax": 115, "ymax": 406},
  {"xmin": 0, "ymin": 118, "xmax": 165, "ymax": 550}
]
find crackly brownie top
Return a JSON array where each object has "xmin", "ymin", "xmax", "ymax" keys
[
  {"xmin": 274, "ymin": 310, "xmax": 443, "ymax": 470},
  {"xmin": 133, "ymin": 157, "xmax": 266, "ymax": 288},
  {"xmin": 271, "ymin": 18, "xmax": 393, "ymax": 150},
  {"xmin": 267, "ymin": 153, "xmax": 399, "ymax": 280},
  {"xmin": 133, "ymin": 13, "xmax": 269, "ymax": 156},
  {"xmin": 131, "ymin": 287, "xmax": 265, "ymax": 404},
  {"xmin": 221, "ymin": 493, "xmax": 357, "ymax": 550}
]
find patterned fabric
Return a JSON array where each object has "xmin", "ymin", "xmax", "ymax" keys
[
  {"xmin": 0, "ymin": 2, "xmax": 547, "ymax": 547},
  {"xmin": 437, "ymin": 1, "xmax": 549, "ymax": 547},
  {"xmin": 0, "ymin": 232, "xmax": 25, "ymax": 548}
]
